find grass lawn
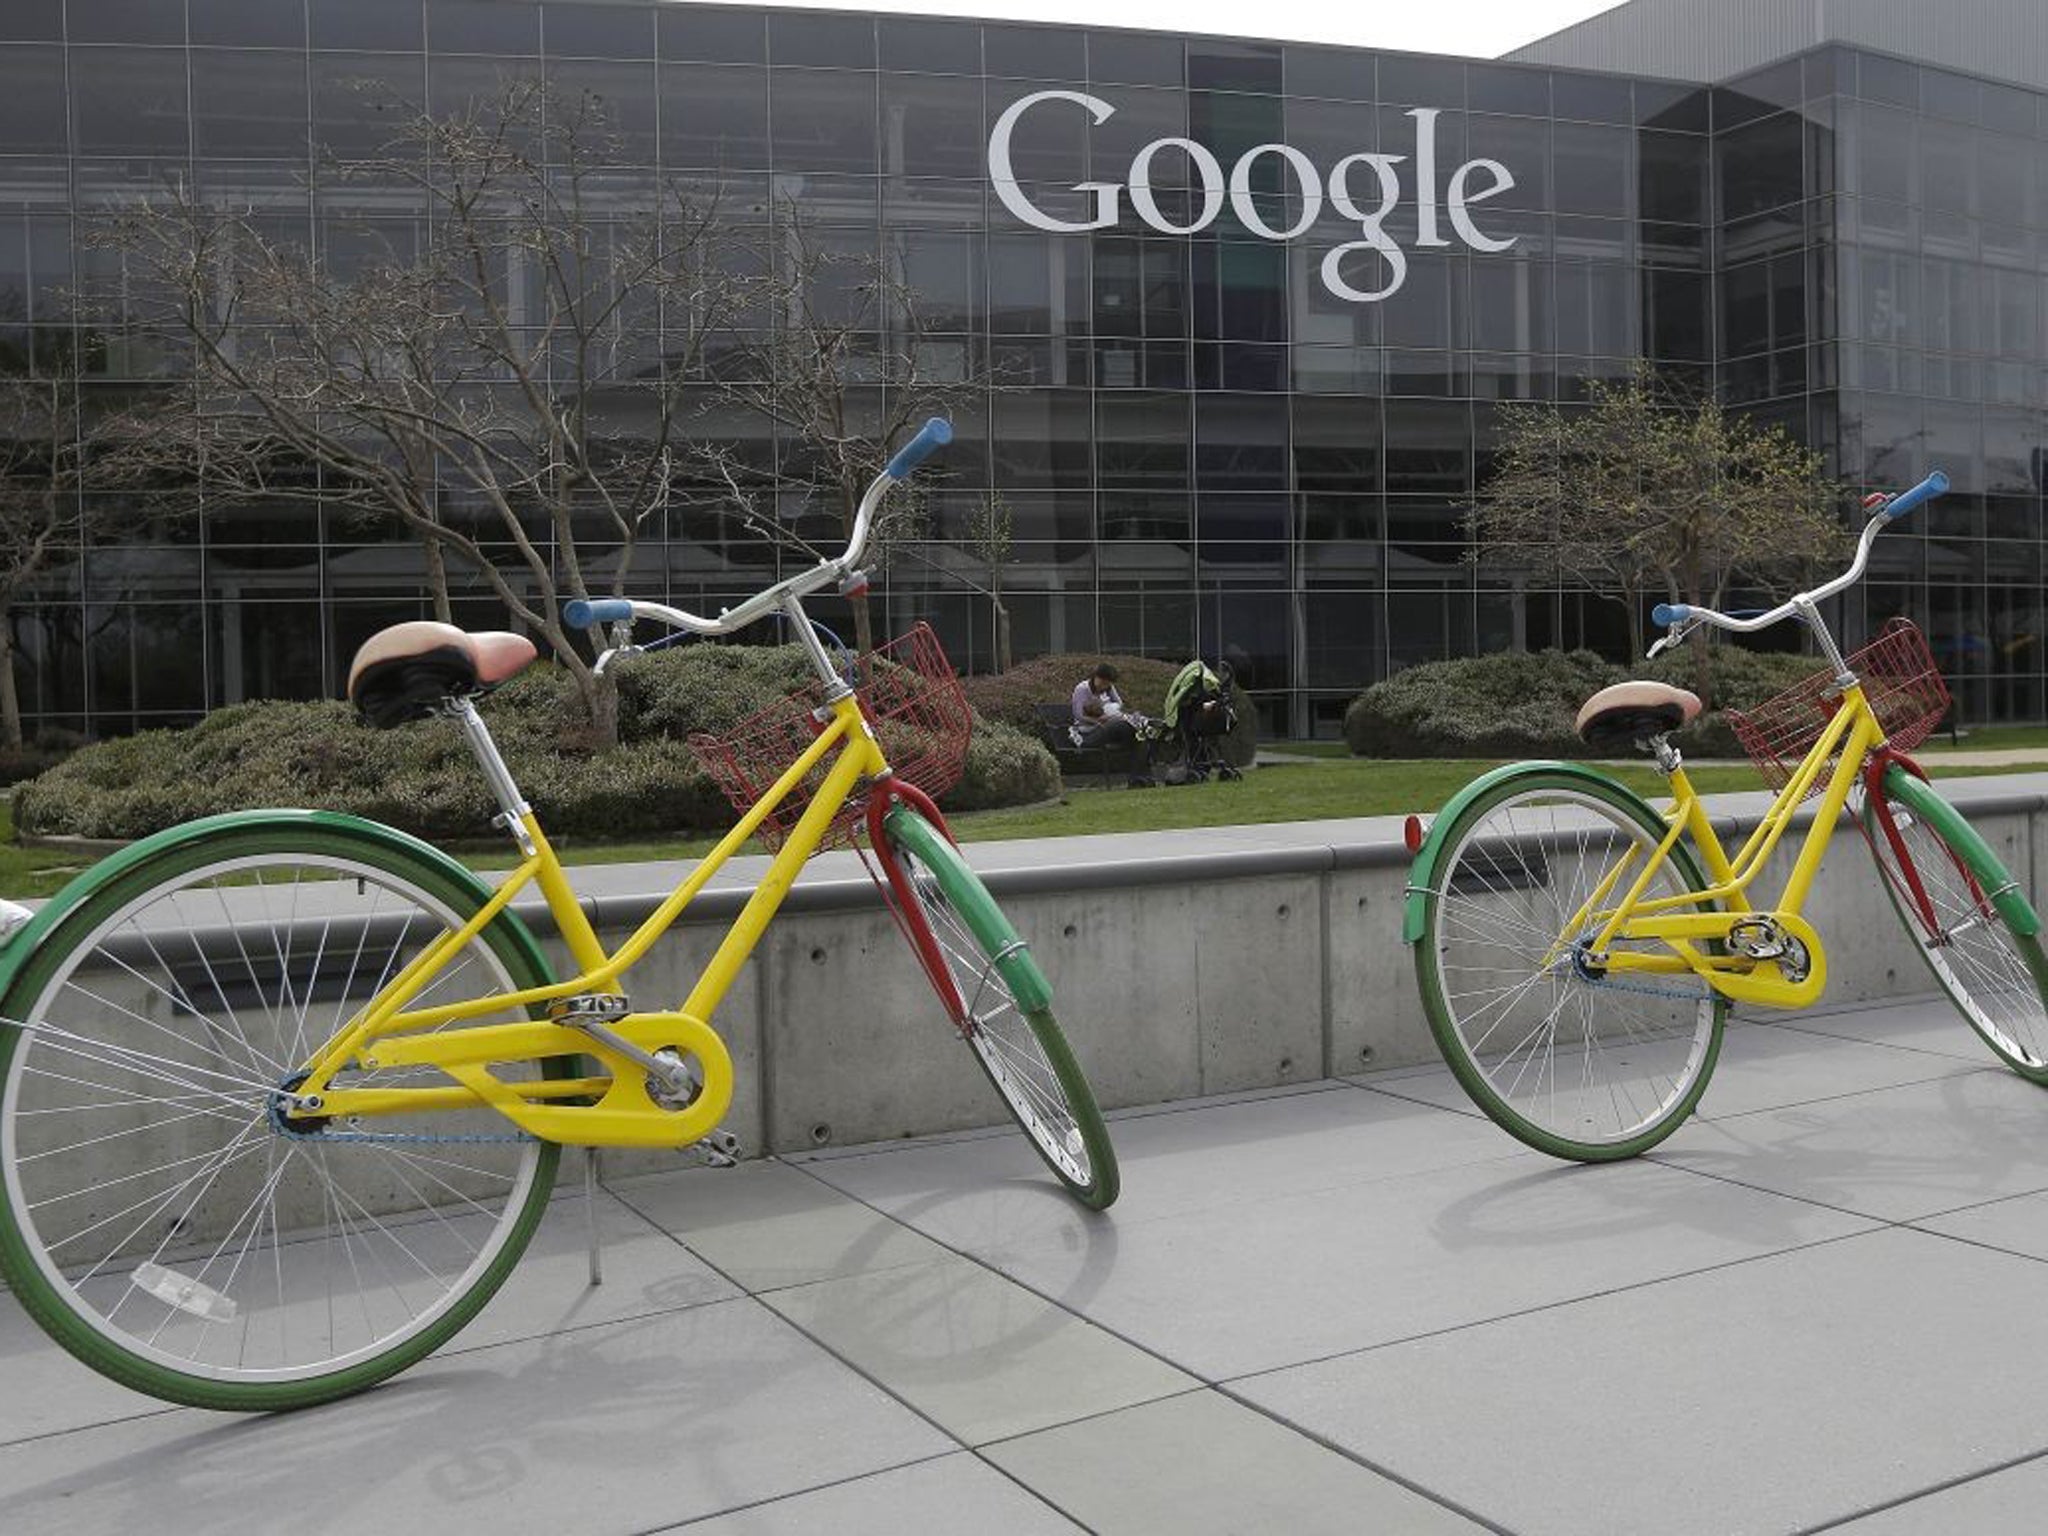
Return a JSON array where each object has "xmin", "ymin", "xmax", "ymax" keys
[{"xmin": 8, "ymin": 745, "xmax": 2047, "ymax": 900}]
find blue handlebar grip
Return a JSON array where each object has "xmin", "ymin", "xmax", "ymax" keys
[
  {"xmin": 1882, "ymin": 468, "xmax": 1950, "ymax": 521},
  {"xmin": 564, "ymin": 598, "xmax": 634, "ymax": 628},
  {"xmin": 1652, "ymin": 603, "xmax": 1691, "ymax": 626},
  {"xmin": 884, "ymin": 417, "xmax": 953, "ymax": 479}
]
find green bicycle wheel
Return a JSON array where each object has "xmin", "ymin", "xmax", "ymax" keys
[
  {"xmin": 0, "ymin": 812, "xmax": 563, "ymax": 1411},
  {"xmin": 1865, "ymin": 769, "xmax": 2048, "ymax": 1082},
  {"xmin": 1413, "ymin": 766, "xmax": 1728, "ymax": 1161},
  {"xmin": 881, "ymin": 806, "xmax": 1119, "ymax": 1209}
]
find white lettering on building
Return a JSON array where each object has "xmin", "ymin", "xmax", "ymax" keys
[{"xmin": 988, "ymin": 90, "xmax": 1518, "ymax": 303}]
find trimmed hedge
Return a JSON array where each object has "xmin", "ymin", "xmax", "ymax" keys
[
  {"xmin": 1343, "ymin": 645, "xmax": 1830, "ymax": 760},
  {"xmin": 15, "ymin": 642, "xmax": 1059, "ymax": 843},
  {"xmin": 962, "ymin": 651, "xmax": 1259, "ymax": 769}
]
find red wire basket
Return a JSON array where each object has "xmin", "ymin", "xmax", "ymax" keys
[
  {"xmin": 686, "ymin": 623, "xmax": 971, "ymax": 853},
  {"xmin": 1724, "ymin": 618, "xmax": 1949, "ymax": 798}
]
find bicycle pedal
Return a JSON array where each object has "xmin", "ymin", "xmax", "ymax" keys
[{"xmin": 693, "ymin": 1129, "xmax": 742, "ymax": 1169}]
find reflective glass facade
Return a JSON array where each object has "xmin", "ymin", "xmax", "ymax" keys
[{"xmin": 0, "ymin": 3, "xmax": 2042, "ymax": 737}]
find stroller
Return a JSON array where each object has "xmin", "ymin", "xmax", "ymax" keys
[{"xmin": 1159, "ymin": 659, "xmax": 1243, "ymax": 784}]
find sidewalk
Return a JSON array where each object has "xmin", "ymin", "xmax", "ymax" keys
[{"xmin": 7, "ymin": 992, "xmax": 2048, "ymax": 1533}]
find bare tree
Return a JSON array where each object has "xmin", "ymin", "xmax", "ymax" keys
[
  {"xmin": 92, "ymin": 81, "xmax": 750, "ymax": 744},
  {"xmin": 1471, "ymin": 363, "xmax": 1847, "ymax": 700},
  {"xmin": 712, "ymin": 206, "xmax": 986, "ymax": 655}
]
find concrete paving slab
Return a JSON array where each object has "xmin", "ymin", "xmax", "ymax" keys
[
  {"xmin": 0, "ymin": 1296, "xmax": 954, "ymax": 1536},
  {"xmin": 1652, "ymin": 1067, "xmax": 2048, "ymax": 1222},
  {"xmin": 851, "ymin": 1145, "xmax": 1872, "ymax": 1381},
  {"xmin": 673, "ymin": 1452, "xmax": 1084, "ymax": 1534},
  {"xmin": 1909, "ymin": 1186, "xmax": 2048, "ymax": 1262},
  {"xmin": 1757, "ymin": 993, "xmax": 1993, "ymax": 1062},
  {"xmin": 452, "ymin": 1184, "xmax": 741, "ymax": 1353},
  {"xmin": 1235, "ymin": 1227, "xmax": 2048, "ymax": 1536},
  {"xmin": 762, "ymin": 1251, "xmax": 1197, "ymax": 1445},
  {"xmin": 0, "ymin": 1292, "xmax": 174, "ymax": 1445},
  {"xmin": 610, "ymin": 1157, "xmax": 952, "ymax": 1292},
  {"xmin": 799, "ymin": 1083, "xmax": 1521, "ymax": 1254},
  {"xmin": 1825, "ymin": 1452, "xmax": 2048, "ymax": 1533},
  {"xmin": 983, "ymin": 1387, "xmax": 1489, "ymax": 1536},
  {"xmin": 1348, "ymin": 1016, "xmax": 1979, "ymax": 1126}
]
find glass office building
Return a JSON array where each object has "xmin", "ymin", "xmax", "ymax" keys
[{"xmin": 0, "ymin": 0, "xmax": 2043, "ymax": 738}]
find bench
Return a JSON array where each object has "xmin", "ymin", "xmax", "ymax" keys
[{"xmin": 1033, "ymin": 702, "xmax": 1139, "ymax": 787}]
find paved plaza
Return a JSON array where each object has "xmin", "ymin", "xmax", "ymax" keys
[{"xmin": 6, "ymin": 993, "xmax": 2048, "ymax": 1533}]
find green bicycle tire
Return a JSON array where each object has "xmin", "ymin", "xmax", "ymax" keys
[
  {"xmin": 881, "ymin": 806, "xmax": 1119, "ymax": 1209},
  {"xmin": 1865, "ymin": 770, "xmax": 2048, "ymax": 1083},
  {"xmin": 0, "ymin": 814, "xmax": 563, "ymax": 1412},
  {"xmin": 1413, "ymin": 766, "xmax": 1728, "ymax": 1161}
]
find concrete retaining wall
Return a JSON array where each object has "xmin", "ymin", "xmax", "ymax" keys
[{"xmin": 523, "ymin": 773, "xmax": 2048, "ymax": 1168}]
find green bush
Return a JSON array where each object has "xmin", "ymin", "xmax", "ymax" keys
[
  {"xmin": 1344, "ymin": 650, "xmax": 1624, "ymax": 758},
  {"xmin": 962, "ymin": 651, "xmax": 1259, "ymax": 769},
  {"xmin": 1342, "ymin": 644, "xmax": 1833, "ymax": 761},
  {"xmin": 15, "ymin": 641, "xmax": 1055, "ymax": 843}
]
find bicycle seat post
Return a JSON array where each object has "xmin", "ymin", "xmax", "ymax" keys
[{"xmin": 444, "ymin": 695, "xmax": 536, "ymax": 854}]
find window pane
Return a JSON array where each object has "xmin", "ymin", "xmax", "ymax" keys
[
  {"xmin": 879, "ymin": 16, "xmax": 980, "ymax": 75},
  {"xmin": 543, "ymin": 3, "xmax": 652, "ymax": 58},
  {"xmin": 310, "ymin": 0, "xmax": 424, "ymax": 52},
  {"xmin": 770, "ymin": 70, "xmax": 875, "ymax": 173},
  {"xmin": 0, "ymin": 46, "xmax": 65, "ymax": 154},
  {"xmin": 72, "ymin": 47, "xmax": 190, "ymax": 156},
  {"xmin": 191, "ymin": 0, "xmax": 305, "ymax": 49},
  {"xmin": 71, "ymin": 0, "xmax": 183, "ymax": 45},
  {"xmin": 1551, "ymin": 120, "xmax": 1631, "ymax": 216},
  {"xmin": 657, "ymin": 6, "xmax": 764, "ymax": 64},
  {"xmin": 770, "ymin": 11, "xmax": 874, "ymax": 70},
  {"xmin": 428, "ymin": 0, "xmax": 540, "ymax": 55},
  {"xmin": 193, "ymin": 51, "xmax": 310, "ymax": 158},
  {"xmin": 0, "ymin": 1, "xmax": 60, "ymax": 43},
  {"xmin": 313, "ymin": 53, "xmax": 426, "ymax": 157},
  {"xmin": 880, "ymin": 74, "xmax": 983, "ymax": 179},
  {"xmin": 547, "ymin": 58, "xmax": 656, "ymax": 162},
  {"xmin": 660, "ymin": 63, "xmax": 767, "ymax": 170},
  {"xmin": 985, "ymin": 24, "xmax": 1082, "ymax": 83}
]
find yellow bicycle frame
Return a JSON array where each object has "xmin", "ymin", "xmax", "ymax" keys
[
  {"xmin": 1556, "ymin": 682, "xmax": 1889, "ymax": 1010},
  {"xmin": 286, "ymin": 693, "xmax": 889, "ymax": 1148}
]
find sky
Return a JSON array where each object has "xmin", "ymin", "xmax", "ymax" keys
[{"xmin": 689, "ymin": 0, "xmax": 1634, "ymax": 59}]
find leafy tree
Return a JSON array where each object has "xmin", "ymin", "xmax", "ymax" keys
[{"xmin": 1471, "ymin": 364, "xmax": 1847, "ymax": 700}]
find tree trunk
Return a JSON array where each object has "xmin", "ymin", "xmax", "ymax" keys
[
  {"xmin": 849, "ymin": 591, "xmax": 876, "ymax": 658},
  {"xmin": 424, "ymin": 536, "xmax": 453, "ymax": 625},
  {"xmin": 993, "ymin": 596, "xmax": 1012, "ymax": 673},
  {"xmin": 563, "ymin": 651, "xmax": 620, "ymax": 749},
  {"xmin": 0, "ymin": 610, "xmax": 21, "ymax": 750}
]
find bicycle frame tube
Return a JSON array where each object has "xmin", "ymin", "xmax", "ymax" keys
[
  {"xmin": 1564, "ymin": 687, "xmax": 1889, "ymax": 1008},
  {"xmin": 291, "ymin": 693, "xmax": 889, "ymax": 1132}
]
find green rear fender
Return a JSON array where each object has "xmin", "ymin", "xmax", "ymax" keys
[
  {"xmin": 882, "ymin": 805, "xmax": 1054, "ymax": 1014},
  {"xmin": 1881, "ymin": 766, "xmax": 2041, "ymax": 939},
  {"xmin": 1401, "ymin": 761, "xmax": 1657, "ymax": 944},
  {"xmin": 0, "ymin": 808, "xmax": 555, "ymax": 996}
]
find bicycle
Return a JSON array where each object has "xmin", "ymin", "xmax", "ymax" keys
[
  {"xmin": 1405, "ymin": 468, "xmax": 2048, "ymax": 1161},
  {"xmin": 0, "ymin": 417, "xmax": 1118, "ymax": 1412}
]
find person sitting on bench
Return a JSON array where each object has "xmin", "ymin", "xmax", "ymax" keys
[{"xmin": 1071, "ymin": 663, "xmax": 1159, "ymax": 786}]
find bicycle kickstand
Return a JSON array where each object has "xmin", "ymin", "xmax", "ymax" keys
[{"xmin": 584, "ymin": 1148, "xmax": 604, "ymax": 1288}]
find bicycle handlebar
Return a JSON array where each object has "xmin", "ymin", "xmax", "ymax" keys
[
  {"xmin": 1876, "ymin": 468, "xmax": 1949, "ymax": 523},
  {"xmin": 1648, "ymin": 467, "xmax": 1950, "ymax": 652},
  {"xmin": 563, "ymin": 417, "xmax": 952, "ymax": 639}
]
